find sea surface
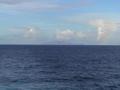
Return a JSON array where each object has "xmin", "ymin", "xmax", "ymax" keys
[{"xmin": 0, "ymin": 45, "xmax": 120, "ymax": 90}]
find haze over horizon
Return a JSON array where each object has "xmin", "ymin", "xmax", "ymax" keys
[{"xmin": 0, "ymin": 0, "xmax": 120, "ymax": 45}]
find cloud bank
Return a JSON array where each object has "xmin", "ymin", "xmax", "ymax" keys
[
  {"xmin": 65, "ymin": 13, "xmax": 120, "ymax": 43},
  {"xmin": 56, "ymin": 29, "xmax": 85, "ymax": 41}
]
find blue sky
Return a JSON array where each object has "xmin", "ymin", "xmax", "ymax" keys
[{"xmin": 0, "ymin": 0, "xmax": 120, "ymax": 44}]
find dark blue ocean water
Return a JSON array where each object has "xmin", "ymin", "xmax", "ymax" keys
[{"xmin": 0, "ymin": 45, "xmax": 120, "ymax": 90}]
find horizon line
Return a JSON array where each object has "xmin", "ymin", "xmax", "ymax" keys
[{"xmin": 0, "ymin": 44, "xmax": 119, "ymax": 46}]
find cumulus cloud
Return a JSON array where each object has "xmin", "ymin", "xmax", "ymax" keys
[
  {"xmin": 90, "ymin": 19, "xmax": 119, "ymax": 41},
  {"xmin": 56, "ymin": 29, "xmax": 85, "ymax": 41},
  {"xmin": 10, "ymin": 26, "xmax": 40, "ymax": 40},
  {"xmin": 64, "ymin": 12, "xmax": 120, "ymax": 43},
  {"xmin": 24, "ymin": 27, "xmax": 38, "ymax": 39}
]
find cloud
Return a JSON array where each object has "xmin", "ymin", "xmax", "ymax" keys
[
  {"xmin": 0, "ymin": 0, "xmax": 58, "ymax": 12},
  {"xmin": 0, "ymin": 0, "xmax": 32, "ymax": 5},
  {"xmin": 9, "ymin": 26, "xmax": 40, "ymax": 40},
  {"xmin": 0, "ymin": 0, "xmax": 92, "ymax": 12},
  {"xmin": 64, "ymin": 13, "xmax": 120, "ymax": 43},
  {"xmin": 90, "ymin": 19, "xmax": 119, "ymax": 42},
  {"xmin": 24, "ymin": 27, "xmax": 38, "ymax": 39},
  {"xmin": 9, "ymin": 2, "xmax": 59, "ymax": 11},
  {"xmin": 56, "ymin": 29, "xmax": 85, "ymax": 41}
]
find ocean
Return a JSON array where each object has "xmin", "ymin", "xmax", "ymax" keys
[{"xmin": 0, "ymin": 45, "xmax": 120, "ymax": 90}]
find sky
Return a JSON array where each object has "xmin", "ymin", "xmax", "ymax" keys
[{"xmin": 0, "ymin": 0, "xmax": 120, "ymax": 45}]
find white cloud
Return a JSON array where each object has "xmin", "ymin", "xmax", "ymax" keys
[
  {"xmin": 64, "ymin": 13, "xmax": 120, "ymax": 43},
  {"xmin": 56, "ymin": 29, "xmax": 85, "ymax": 41},
  {"xmin": 56, "ymin": 29, "xmax": 74, "ymax": 41},
  {"xmin": 90, "ymin": 19, "xmax": 119, "ymax": 41},
  {"xmin": 24, "ymin": 27, "xmax": 38, "ymax": 39},
  {"xmin": 9, "ymin": 26, "xmax": 40, "ymax": 40},
  {"xmin": 76, "ymin": 32, "xmax": 86, "ymax": 38}
]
